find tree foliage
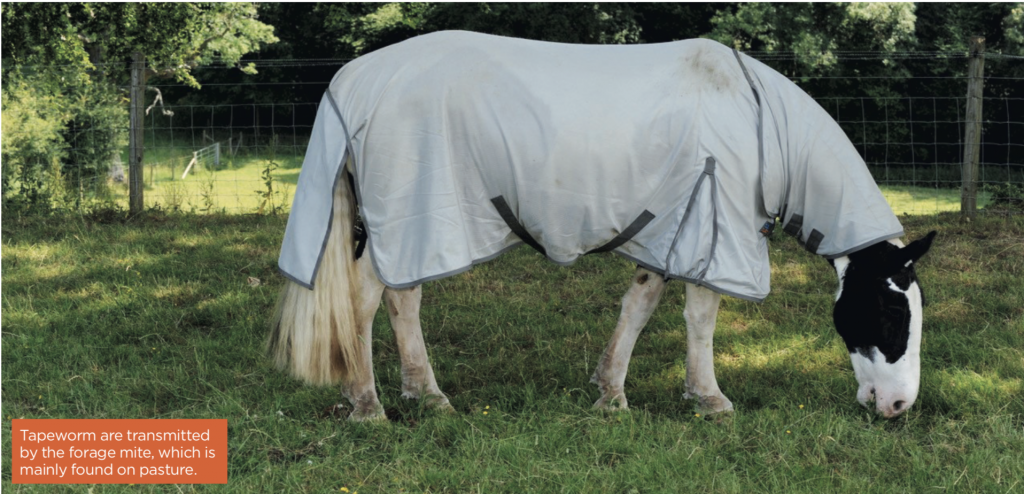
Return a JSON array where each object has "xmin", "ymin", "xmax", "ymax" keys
[
  {"xmin": 2, "ymin": 3, "xmax": 278, "ymax": 86},
  {"xmin": 318, "ymin": 3, "xmax": 643, "ymax": 58},
  {"xmin": 4, "ymin": 2, "xmax": 1022, "ymax": 210},
  {"xmin": 1, "ymin": 74, "xmax": 69, "ymax": 208},
  {"xmin": 1, "ymin": 3, "xmax": 277, "ymax": 209},
  {"xmin": 712, "ymin": 3, "xmax": 916, "ymax": 62}
]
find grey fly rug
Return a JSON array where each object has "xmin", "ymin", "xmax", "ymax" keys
[{"xmin": 279, "ymin": 31, "xmax": 903, "ymax": 302}]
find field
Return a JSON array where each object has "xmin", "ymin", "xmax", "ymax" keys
[
  {"xmin": 93, "ymin": 141, "xmax": 993, "ymax": 216},
  {"xmin": 2, "ymin": 207, "xmax": 1022, "ymax": 492},
  {"xmin": 105, "ymin": 144, "xmax": 305, "ymax": 214}
]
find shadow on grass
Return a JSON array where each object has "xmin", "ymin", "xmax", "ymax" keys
[{"xmin": 274, "ymin": 170, "xmax": 300, "ymax": 185}]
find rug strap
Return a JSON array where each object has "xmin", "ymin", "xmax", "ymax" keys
[
  {"xmin": 491, "ymin": 196, "xmax": 547, "ymax": 256},
  {"xmin": 345, "ymin": 170, "xmax": 368, "ymax": 260},
  {"xmin": 586, "ymin": 210, "xmax": 656, "ymax": 255},
  {"xmin": 663, "ymin": 157, "xmax": 719, "ymax": 281}
]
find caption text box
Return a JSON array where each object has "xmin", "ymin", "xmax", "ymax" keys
[{"xmin": 12, "ymin": 419, "xmax": 227, "ymax": 484}]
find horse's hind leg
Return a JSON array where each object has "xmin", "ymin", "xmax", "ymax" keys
[
  {"xmin": 591, "ymin": 267, "xmax": 666, "ymax": 411},
  {"xmin": 342, "ymin": 254, "xmax": 387, "ymax": 421},
  {"xmin": 683, "ymin": 283, "xmax": 733, "ymax": 414},
  {"xmin": 383, "ymin": 286, "xmax": 453, "ymax": 412}
]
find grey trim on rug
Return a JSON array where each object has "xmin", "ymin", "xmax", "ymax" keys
[
  {"xmin": 733, "ymin": 48, "xmax": 773, "ymax": 217},
  {"xmin": 279, "ymin": 159, "xmax": 349, "ymax": 291},
  {"xmin": 664, "ymin": 157, "xmax": 718, "ymax": 282},
  {"xmin": 616, "ymin": 252, "xmax": 767, "ymax": 304},
  {"xmin": 278, "ymin": 266, "xmax": 314, "ymax": 290},
  {"xmin": 822, "ymin": 231, "xmax": 906, "ymax": 260},
  {"xmin": 375, "ymin": 242, "xmax": 529, "ymax": 290},
  {"xmin": 279, "ymin": 90, "xmax": 357, "ymax": 290}
]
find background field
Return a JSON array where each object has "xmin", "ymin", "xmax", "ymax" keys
[
  {"xmin": 102, "ymin": 150, "xmax": 994, "ymax": 216},
  {"xmin": 2, "ymin": 210, "xmax": 1022, "ymax": 493}
]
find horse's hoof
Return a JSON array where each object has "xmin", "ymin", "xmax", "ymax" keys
[
  {"xmin": 424, "ymin": 394, "xmax": 455, "ymax": 414},
  {"xmin": 690, "ymin": 394, "xmax": 734, "ymax": 415},
  {"xmin": 347, "ymin": 405, "xmax": 386, "ymax": 423},
  {"xmin": 593, "ymin": 394, "xmax": 629, "ymax": 412},
  {"xmin": 402, "ymin": 390, "xmax": 454, "ymax": 413}
]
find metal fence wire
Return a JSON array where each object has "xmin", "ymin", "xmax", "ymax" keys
[{"xmin": 2, "ymin": 50, "xmax": 1021, "ymax": 215}]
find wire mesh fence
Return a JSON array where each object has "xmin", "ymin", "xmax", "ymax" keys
[{"xmin": 2, "ymin": 50, "xmax": 1021, "ymax": 215}]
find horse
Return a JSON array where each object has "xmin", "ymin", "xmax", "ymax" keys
[{"xmin": 268, "ymin": 31, "xmax": 936, "ymax": 421}]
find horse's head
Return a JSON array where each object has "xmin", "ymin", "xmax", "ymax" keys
[{"xmin": 830, "ymin": 231, "xmax": 937, "ymax": 418}]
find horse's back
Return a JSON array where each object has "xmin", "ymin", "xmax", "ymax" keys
[{"xmin": 322, "ymin": 32, "xmax": 772, "ymax": 300}]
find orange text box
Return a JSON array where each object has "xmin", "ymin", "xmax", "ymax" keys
[{"xmin": 12, "ymin": 419, "xmax": 227, "ymax": 484}]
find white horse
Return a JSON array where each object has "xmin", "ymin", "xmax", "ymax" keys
[
  {"xmin": 268, "ymin": 32, "xmax": 937, "ymax": 421},
  {"xmin": 268, "ymin": 160, "xmax": 936, "ymax": 421}
]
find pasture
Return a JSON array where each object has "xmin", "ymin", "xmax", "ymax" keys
[
  {"xmin": 94, "ymin": 137, "xmax": 993, "ymax": 216},
  {"xmin": 2, "ymin": 210, "xmax": 1022, "ymax": 493},
  {"xmin": 105, "ymin": 142, "xmax": 305, "ymax": 214}
]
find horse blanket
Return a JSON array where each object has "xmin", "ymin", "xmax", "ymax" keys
[{"xmin": 279, "ymin": 31, "xmax": 903, "ymax": 302}]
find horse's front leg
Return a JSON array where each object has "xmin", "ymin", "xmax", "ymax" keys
[
  {"xmin": 383, "ymin": 286, "xmax": 453, "ymax": 412},
  {"xmin": 683, "ymin": 283, "xmax": 733, "ymax": 414},
  {"xmin": 591, "ymin": 267, "xmax": 666, "ymax": 411},
  {"xmin": 342, "ymin": 254, "xmax": 387, "ymax": 421}
]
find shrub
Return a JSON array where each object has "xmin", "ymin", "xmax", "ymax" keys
[
  {"xmin": 1, "ymin": 74, "xmax": 68, "ymax": 209},
  {"xmin": 1, "ymin": 68, "xmax": 127, "ymax": 211},
  {"xmin": 983, "ymin": 182, "xmax": 1024, "ymax": 212},
  {"xmin": 62, "ymin": 80, "xmax": 128, "ymax": 199}
]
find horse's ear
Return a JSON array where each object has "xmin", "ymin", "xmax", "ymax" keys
[{"xmin": 887, "ymin": 230, "xmax": 937, "ymax": 273}]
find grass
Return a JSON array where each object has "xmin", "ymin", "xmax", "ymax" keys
[
  {"xmin": 102, "ymin": 165, "xmax": 992, "ymax": 216},
  {"xmin": 2, "ymin": 210, "xmax": 1022, "ymax": 493},
  {"xmin": 104, "ymin": 144, "xmax": 304, "ymax": 214},
  {"xmin": 880, "ymin": 184, "xmax": 990, "ymax": 215},
  {"xmin": 85, "ymin": 137, "xmax": 993, "ymax": 215}
]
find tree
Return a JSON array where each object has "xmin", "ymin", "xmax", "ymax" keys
[
  {"xmin": 1, "ymin": 3, "xmax": 278, "ymax": 208},
  {"xmin": 2, "ymin": 3, "xmax": 278, "ymax": 87},
  {"xmin": 709, "ymin": 3, "xmax": 917, "ymax": 76},
  {"xmin": 318, "ymin": 3, "xmax": 643, "ymax": 58},
  {"xmin": 707, "ymin": 3, "xmax": 1023, "ymax": 187}
]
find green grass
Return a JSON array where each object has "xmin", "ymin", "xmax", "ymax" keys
[
  {"xmin": 93, "ymin": 138, "xmax": 992, "ymax": 215},
  {"xmin": 104, "ymin": 146, "xmax": 304, "ymax": 214},
  {"xmin": 105, "ymin": 166, "xmax": 992, "ymax": 216},
  {"xmin": 2, "ymin": 211, "xmax": 1022, "ymax": 493},
  {"xmin": 881, "ymin": 185, "xmax": 990, "ymax": 215}
]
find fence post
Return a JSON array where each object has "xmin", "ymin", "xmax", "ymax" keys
[
  {"xmin": 961, "ymin": 36, "xmax": 985, "ymax": 217},
  {"xmin": 129, "ymin": 51, "xmax": 146, "ymax": 214}
]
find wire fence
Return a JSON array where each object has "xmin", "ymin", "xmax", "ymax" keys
[{"xmin": 2, "ymin": 50, "xmax": 1021, "ymax": 215}]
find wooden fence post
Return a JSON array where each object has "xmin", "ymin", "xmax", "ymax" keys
[
  {"xmin": 961, "ymin": 36, "xmax": 985, "ymax": 217},
  {"xmin": 129, "ymin": 51, "xmax": 146, "ymax": 214}
]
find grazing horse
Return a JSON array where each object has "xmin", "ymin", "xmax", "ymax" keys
[{"xmin": 269, "ymin": 31, "xmax": 936, "ymax": 421}]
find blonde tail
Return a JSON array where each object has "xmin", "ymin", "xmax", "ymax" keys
[{"xmin": 268, "ymin": 172, "xmax": 365, "ymax": 386}]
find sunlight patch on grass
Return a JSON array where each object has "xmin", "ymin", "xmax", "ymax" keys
[
  {"xmin": 939, "ymin": 368, "xmax": 1022, "ymax": 402},
  {"xmin": 880, "ymin": 184, "xmax": 990, "ymax": 216},
  {"xmin": 94, "ymin": 154, "xmax": 982, "ymax": 216},
  {"xmin": 769, "ymin": 259, "xmax": 811, "ymax": 286},
  {"xmin": 106, "ymin": 155, "xmax": 298, "ymax": 213},
  {"xmin": 927, "ymin": 296, "xmax": 972, "ymax": 324},
  {"xmin": 6, "ymin": 243, "xmax": 56, "ymax": 263}
]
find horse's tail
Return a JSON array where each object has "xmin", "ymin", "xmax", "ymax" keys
[{"xmin": 268, "ymin": 171, "xmax": 365, "ymax": 386}]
